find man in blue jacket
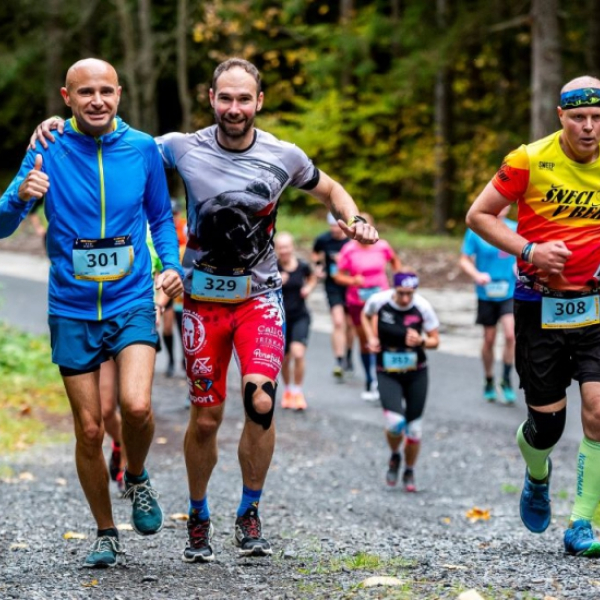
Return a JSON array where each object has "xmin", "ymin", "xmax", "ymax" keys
[{"xmin": 0, "ymin": 58, "xmax": 183, "ymax": 568}]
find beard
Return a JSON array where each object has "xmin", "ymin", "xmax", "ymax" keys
[{"xmin": 215, "ymin": 112, "xmax": 255, "ymax": 139}]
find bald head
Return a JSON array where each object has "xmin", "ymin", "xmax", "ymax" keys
[
  {"xmin": 60, "ymin": 58, "xmax": 121, "ymax": 137},
  {"xmin": 561, "ymin": 76, "xmax": 600, "ymax": 94},
  {"xmin": 65, "ymin": 58, "xmax": 119, "ymax": 91}
]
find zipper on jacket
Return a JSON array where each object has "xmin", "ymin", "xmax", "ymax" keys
[{"xmin": 96, "ymin": 138, "xmax": 106, "ymax": 321}]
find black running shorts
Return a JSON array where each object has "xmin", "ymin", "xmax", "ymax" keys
[
  {"xmin": 284, "ymin": 313, "xmax": 311, "ymax": 352},
  {"xmin": 476, "ymin": 298, "xmax": 513, "ymax": 327},
  {"xmin": 376, "ymin": 367, "xmax": 428, "ymax": 423},
  {"xmin": 514, "ymin": 299, "xmax": 600, "ymax": 406}
]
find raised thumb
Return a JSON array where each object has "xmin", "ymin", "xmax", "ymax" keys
[{"xmin": 34, "ymin": 153, "xmax": 43, "ymax": 171}]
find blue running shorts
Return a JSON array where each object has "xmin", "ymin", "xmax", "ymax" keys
[{"xmin": 49, "ymin": 303, "xmax": 158, "ymax": 374}]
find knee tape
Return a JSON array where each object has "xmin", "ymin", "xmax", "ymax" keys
[
  {"xmin": 383, "ymin": 410, "xmax": 406, "ymax": 437},
  {"xmin": 405, "ymin": 418, "xmax": 423, "ymax": 443},
  {"xmin": 243, "ymin": 381, "xmax": 276, "ymax": 430},
  {"xmin": 522, "ymin": 406, "xmax": 566, "ymax": 450}
]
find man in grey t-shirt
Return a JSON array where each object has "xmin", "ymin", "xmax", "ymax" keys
[{"xmin": 31, "ymin": 57, "xmax": 379, "ymax": 563}]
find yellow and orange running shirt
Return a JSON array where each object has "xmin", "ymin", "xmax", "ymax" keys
[{"xmin": 492, "ymin": 130, "xmax": 600, "ymax": 296}]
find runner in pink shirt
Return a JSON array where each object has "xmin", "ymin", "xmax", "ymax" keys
[{"xmin": 335, "ymin": 213, "xmax": 402, "ymax": 401}]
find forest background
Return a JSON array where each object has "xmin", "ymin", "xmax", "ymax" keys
[{"xmin": 0, "ymin": 0, "xmax": 595, "ymax": 234}]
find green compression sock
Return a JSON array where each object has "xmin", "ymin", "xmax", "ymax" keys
[
  {"xmin": 516, "ymin": 422, "xmax": 552, "ymax": 481},
  {"xmin": 571, "ymin": 437, "xmax": 600, "ymax": 522}
]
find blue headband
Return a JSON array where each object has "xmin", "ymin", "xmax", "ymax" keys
[
  {"xmin": 393, "ymin": 272, "xmax": 419, "ymax": 289},
  {"xmin": 560, "ymin": 88, "xmax": 600, "ymax": 109}
]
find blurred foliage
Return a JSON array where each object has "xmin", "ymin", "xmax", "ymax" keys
[
  {"xmin": 0, "ymin": 322, "xmax": 68, "ymax": 453},
  {"xmin": 0, "ymin": 0, "xmax": 594, "ymax": 232}
]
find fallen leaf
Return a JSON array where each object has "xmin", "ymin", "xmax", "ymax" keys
[
  {"xmin": 116, "ymin": 523, "xmax": 133, "ymax": 531},
  {"xmin": 81, "ymin": 579, "xmax": 98, "ymax": 588},
  {"xmin": 170, "ymin": 513, "xmax": 189, "ymax": 521},
  {"xmin": 156, "ymin": 437, "xmax": 168, "ymax": 444},
  {"xmin": 19, "ymin": 405, "xmax": 32, "ymax": 416},
  {"xmin": 55, "ymin": 478, "xmax": 67, "ymax": 486},
  {"xmin": 465, "ymin": 507, "xmax": 491, "ymax": 522},
  {"xmin": 441, "ymin": 563, "xmax": 468, "ymax": 570},
  {"xmin": 18, "ymin": 472, "xmax": 35, "ymax": 481},
  {"xmin": 458, "ymin": 591, "xmax": 486, "ymax": 600},
  {"xmin": 442, "ymin": 517, "xmax": 451, "ymax": 524},
  {"xmin": 63, "ymin": 531, "xmax": 87, "ymax": 540},
  {"xmin": 10, "ymin": 543, "xmax": 29, "ymax": 550},
  {"xmin": 361, "ymin": 576, "xmax": 403, "ymax": 588}
]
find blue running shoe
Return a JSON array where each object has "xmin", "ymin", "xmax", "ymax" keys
[
  {"xmin": 500, "ymin": 380, "xmax": 516, "ymax": 405},
  {"xmin": 484, "ymin": 381, "xmax": 497, "ymax": 402},
  {"xmin": 83, "ymin": 535, "xmax": 122, "ymax": 568},
  {"xmin": 123, "ymin": 473, "xmax": 164, "ymax": 536},
  {"xmin": 564, "ymin": 520, "xmax": 600, "ymax": 557},
  {"xmin": 520, "ymin": 458, "xmax": 552, "ymax": 533}
]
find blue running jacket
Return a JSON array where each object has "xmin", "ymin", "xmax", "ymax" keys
[{"xmin": 0, "ymin": 117, "xmax": 183, "ymax": 320}]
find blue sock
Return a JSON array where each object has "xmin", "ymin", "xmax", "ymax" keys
[
  {"xmin": 124, "ymin": 468, "xmax": 148, "ymax": 484},
  {"xmin": 237, "ymin": 485, "xmax": 262, "ymax": 517},
  {"xmin": 189, "ymin": 496, "xmax": 210, "ymax": 521},
  {"xmin": 360, "ymin": 352, "xmax": 373, "ymax": 388}
]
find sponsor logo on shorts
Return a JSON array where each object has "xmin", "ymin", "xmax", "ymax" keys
[
  {"xmin": 257, "ymin": 335, "xmax": 284, "ymax": 349},
  {"xmin": 182, "ymin": 311, "xmax": 206, "ymax": 353},
  {"xmin": 189, "ymin": 393, "xmax": 215, "ymax": 405},
  {"xmin": 191, "ymin": 357, "xmax": 213, "ymax": 375},
  {"xmin": 193, "ymin": 378, "xmax": 213, "ymax": 392},
  {"xmin": 252, "ymin": 348, "xmax": 282, "ymax": 368},
  {"xmin": 257, "ymin": 325, "xmax": 284, "ymax": 338}
]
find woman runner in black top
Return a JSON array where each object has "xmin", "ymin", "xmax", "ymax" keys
[
  {"xmin": 275, "ymin": 232, "xmax": 317, "ymax": 410},
  {"xmin": 361, "ymin": 271, "xmax": 440, "ymax": 491}
]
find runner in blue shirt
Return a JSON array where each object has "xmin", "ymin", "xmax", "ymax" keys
[{"xmin": 460, "ymin": 207, "xmax": 517, "ymax": 403}]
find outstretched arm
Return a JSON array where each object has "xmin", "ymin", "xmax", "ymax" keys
[{"xmin": 306, "ymin": 170, "xmax": 379, "ymax": 245}]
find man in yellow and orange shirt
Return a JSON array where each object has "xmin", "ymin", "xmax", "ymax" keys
[{"xmin": 468, "ymin": 76, "xmax": 600, "ymax": 557}]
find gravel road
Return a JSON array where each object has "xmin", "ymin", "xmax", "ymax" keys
[
  {"xmin": 0, "ymin": 248, "xmax": 597, "ymax": 600},
  {"xmin": 0, "ymin": 366, "xmax": 597, "ymax": 600}
]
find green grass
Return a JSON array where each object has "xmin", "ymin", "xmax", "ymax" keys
[
  {"xmin": 0, "ymin": 322, "xmax": 69, "ymax": 453},
  {"xmin": 501, "ymin": 483, "xmax": 519, "ymax": 494},
  {"xmin": 276, "ymin": 209, "xmax": 461, "ymax": 254}
]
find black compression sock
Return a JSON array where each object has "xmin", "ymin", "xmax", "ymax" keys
[{"xmin": 97, "ymin": 527, "xmax": 118, "ymax": 538}]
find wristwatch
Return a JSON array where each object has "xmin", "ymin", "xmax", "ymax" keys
[{"xmin": 347, "ymin": 215, "xmax": 367, "ymax": 227}]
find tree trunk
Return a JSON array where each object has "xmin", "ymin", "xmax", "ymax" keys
[
  {"xmin": 587, "ymin": 0, "xmax": 600, "ymax": 73},
  {"xmin": 177, "ymin": 0, "xmax": 193, "ymax": 132},
  {"xmin": 433, "ymin": 0, "xmax": 453, "ymax": 234},
  {"xmin": 112, "ymin": 0, "xmax": 142, "ymax": 128},
  {"xmin": 530, "ymin": 0, "xmax": 562, "ymax": 140},
  {"xmin": 45, "ymin": 0, "xmax": 64, "ymax": 116},
  {"xmin": 390, "ymin": 0, "xmax": 401, "ymax": 58},
  {"xmin": 138, "ymin": 0, "xmax": 159, "ymax": 134},
  {"xmin": 339, "ymin": 0, "xmax": 353, "ymax": 90}
]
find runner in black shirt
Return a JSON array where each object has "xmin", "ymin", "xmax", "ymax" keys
[
  {"xmin": 312, "ymin": 213, "xmax": 354, "ymax": 380},
  {"xmin": 276, "ymin": 232, "xmax": 317, "ymax": 410},
  {"xmin": 362, "ymin": 271, "xmax": 440, "ymax": 491}
]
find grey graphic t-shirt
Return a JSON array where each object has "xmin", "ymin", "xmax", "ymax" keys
[{"xmin": 156, "ymin": 126, "xmax": 319, "ymax": 302}]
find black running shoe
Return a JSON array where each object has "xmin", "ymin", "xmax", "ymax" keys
[
  {"xmin": 386, "ymin": 453, "xmax": 401, "ymax": 487},
  {"xmin": 183, "ymin": 513, "xmax": 215, "ymax": 563},
  {"xmin": 234, "ymin": 507, "xmax": 272, "ymax": 556},
  {"xmin": 109, "ymin": 442, "xmax": 121, "ymax": 482}
]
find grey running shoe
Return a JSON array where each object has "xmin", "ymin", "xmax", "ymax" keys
[
  {"xmin": 123, "ymin": 473, "xmax": 164, "ymax": 535},
  {"xmin": 83, "ymin": 535, "xmax": 121, "ymax": 568},
  {"xmin": 183, "ymin": 513, "xmax": 215, "ymax": 563},
  {"xmin": 402, "ymin": 468, "xmax": 417, "ymax": 493},
  {"xmin": 234, "ymin": 507, "xmax": 272, "ymax": 556}
]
